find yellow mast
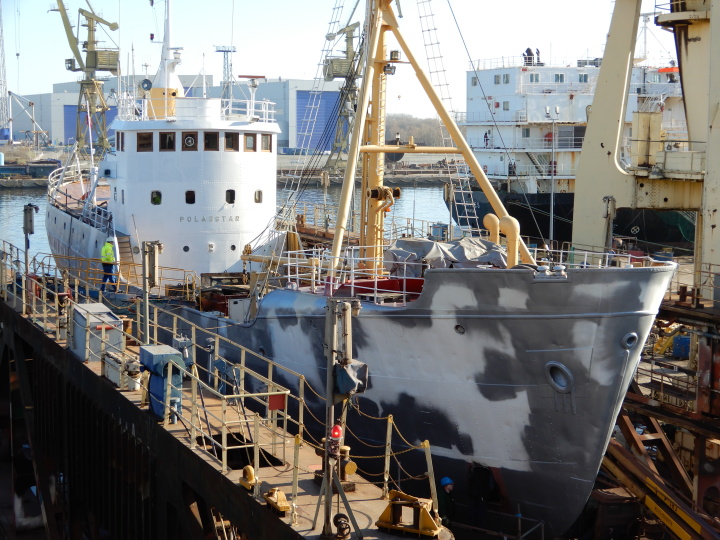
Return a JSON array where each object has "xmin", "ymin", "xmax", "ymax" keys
[{"xmin": 329, "ymin": 0, "xmax": 535, "ymax": 276}]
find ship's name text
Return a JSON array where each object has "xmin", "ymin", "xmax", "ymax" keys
[{"xmin": 180, "ymin": 216, "xmax": 241, "ymax": 223}]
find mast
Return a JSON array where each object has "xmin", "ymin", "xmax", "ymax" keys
[
  {"xmin": 328, "ymin": 0, "xmax": 535, "ymax": 274},
  {"xmin": 148, "ymin": 0, "xmax": 183, "ymax": 119}
]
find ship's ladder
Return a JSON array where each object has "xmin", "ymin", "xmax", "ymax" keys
[
  {"xmin": 526, "ymin": 151, "xmax": 548, "ymax": 175},
  {"xmin": 116, "ymin": 235, "xmax": 141, "ymax": 286},
  {"xmin": 417, "ymin": 0, "xmax": 482, "ymax": 234},
  {"xmin": 280, "ymin": 0, "xmax": 347, "ymax": 203}
]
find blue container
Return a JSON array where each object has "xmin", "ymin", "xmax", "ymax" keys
[
  {"xmin": 140, "ymin": 345, "xmax": 189, "ymax": 418},
  {"xmin": 672, "ymin": 335, "xmax": 690, "ymax": 359}
]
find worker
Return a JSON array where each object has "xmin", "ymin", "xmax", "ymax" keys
[
  {"xmin": 100, "ymin": 237, "xmax": 116, "ymax": 292},
  {"xmin": 437, "ymin": 476, "xmax": 455, "ymax": 527}
]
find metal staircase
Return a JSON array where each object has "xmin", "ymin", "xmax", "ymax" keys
[
  {"xmin": 526, "ymin": 151, "xmax": 548, "ymax": 175},
  {"xmin": 417, "ymin": 0, "xmax": 481, "ymax": 234},
  {"xmin": 116, "ymin": 235, "xmax": 140, "ymax": 286}
]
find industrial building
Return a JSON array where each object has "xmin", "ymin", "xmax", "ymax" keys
[{"xmin": 8, "ymin": 76, "xmax": 342, "ymax": 153}]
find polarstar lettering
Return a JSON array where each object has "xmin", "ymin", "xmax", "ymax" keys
[{"xmin": 180, "ymin": 215, "xmax": 241, "ymax": 222}]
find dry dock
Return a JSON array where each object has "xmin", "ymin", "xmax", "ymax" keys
[{"xmin": 0, "ymin": 254, "xmax": 457, "ymax": 540}]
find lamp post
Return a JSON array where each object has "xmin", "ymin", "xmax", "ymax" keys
[{"xmin": 545, "ymin": 106, "xmax": 560, "ymax": 245}]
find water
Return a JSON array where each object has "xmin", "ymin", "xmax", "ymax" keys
[
  {"xmin": 0, "ymin": 187, "xmax": 51, "ymax": 257},
  {"xmin": 0, "ymin": 184, "xmax": 453, "ymax": 260}
]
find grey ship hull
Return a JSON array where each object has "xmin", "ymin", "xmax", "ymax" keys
[{"xmin": 170, "ymin": 263, "xmax": 674, "ymax": 536}]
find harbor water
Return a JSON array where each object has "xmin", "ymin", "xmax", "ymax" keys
[{"xmin": 0, "ymin": 184, "xmax": 454, "ymax": 260}]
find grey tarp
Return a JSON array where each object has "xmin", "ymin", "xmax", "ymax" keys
[{"xmin": 383, "ymin": 236, "xmax": 508, "ymax": 277}]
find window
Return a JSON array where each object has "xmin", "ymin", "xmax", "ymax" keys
[
  {"xmin": 185, "ymin": 191, "xmax": 196, "ymax": 204},
  {"xmin": 554, "ymin": 73, "xmax": 565, "ymax": 83},
  {"xmin": 159, "ymin": 132, "xmax": 176, "ymax": 151},
  {"xmin": 471, "ymin": 76, "xmax": 478, "ymax": 87},
  {"xmin": 137, "ymin": 132, "xmax": 153, "ymax": 152},
  {"xmin": 226, "ymin": 189, "xmax": 236, "ymax": 204},
  {"xmin": 122, "ymin": 189, "xmax": 125, "ymax": 204},
  {"xmin": 494, "ymin": 74, "xmax": 501, "ymax": 85},
  {"xmin": 225, "ymin": 132, "xmax": 239, "ymax": 151},
  {"xmin": 117, "ymin": 131, "xmax": 124, "ymax": 151},
  {"xmin": 529, "ymin": 73, "xmax": 539, "ymax": 83},
  {"xmin": 182, "ymin": 132, "xmax": 198, "ymax": 151},
  {"xmin": 522, "ymin": 128, "xmax": 530, "ymax": 138},
  {"xmin": 651, "ymin": 74, "xmax": 661, "ymax": 83},
  {"xmin": 204, "ymin": 132, "xmax": 219, "ymax": 151},
  {"xmin": 503, "ymin": 73, "xmax": 510, "ymax": 84},
  {"xmin": 261, "ymin": 134, "xmax": 272, "ymax": 152},
  {"xmin": 244, "ymin": 133, "xmax": 256, "ymax": 151},
  {"xmin": 254, "ymin": 190, "xmax": 263, "ymax": 203},
  {"xmin": 151, "ymin": 191, "xmax": 162, "ymax": 205},
  {"xmin": 578, "ymin": 73, "xmax": 588, "ymax": 83},
  {"xmin": 114, "ymin": 187, "xmax": 117, "ymax": 201},
  {"xmin": 503, "ymin": 101, "xmax": 510, "ymax": 111}
]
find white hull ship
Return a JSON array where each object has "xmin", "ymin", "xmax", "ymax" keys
[
  {"xmin": 448, "ymin": 44, "xmax": 692, "ymax": 248},
  {"xmin": 44, "ymin": 0, "xmax": 675, "ymax": 535}
]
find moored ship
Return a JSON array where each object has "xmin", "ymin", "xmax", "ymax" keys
[
  {"xmin": 42, "ymin": 0, "xmax": 676, "ymax": 535},
  {"xmin": 447, "ymin": 46, "xmax": 693, "ymax": 249}
]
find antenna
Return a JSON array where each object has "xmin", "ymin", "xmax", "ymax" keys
[
  {"xmin": 0, "ymin": 0, "xmax": 10, "ymax": 140},
  {"xmin": 215, "ymin": 45, "xmax": 237, "ymax": 101}
]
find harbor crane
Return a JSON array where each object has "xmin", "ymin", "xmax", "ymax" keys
[{"xmin": 53, "ymin": 0, "xmax": 119, "ymax": 157}]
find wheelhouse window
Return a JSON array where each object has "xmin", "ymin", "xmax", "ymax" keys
[
  {"xmin": 502, "ymin": 73, "xmax": 510, "ymax": 84},
  {"xmin": 554, "ymin": 73, "xmax": 565, "ymax": 83},
  {"xmin": 225, "ymin": 132, "xmax": 239, "ymax": 151},
  {"xmin": 261, "ymin": 134, "xmax": 272, "ymax": 152},
  {"xmin": 151, "ymin": 191, "xmax": 162, "ymax": 205},
  {"xmin": 159, "ymin": 132, "xmax": 176, "ymax": 151},
  {"xmin": 503, "ymin": 101, "xmax": 510, "ymax": 111},
  {"xmin": 185, "ymin": 191, "xmax": 196, "ymax": 204},
  {"xmin": 137, "ymin": 132, "xmax": 153, "ymax": 152},
  {"xmin": 226, "ymin": 189, "xmax": 236, "ymax": 204},
  {"xmin": 244, "ymin": 133, "xmax": 256, "ymax": 152},
  {"xmin": 182, "ymin": 132, "xmax": 198, "ymax": 151},
  {"xmin": 578, "ymin": 73, "xmax": 588, "ymax": 83},
  {"xmin": 117, "ymin": 131, "xmax": 124, "ymax": 151},
  {"xmin": 529, "ymin": 73, "xmax": 539, "ymax": 83},
  {"xmin": 493, "ymin": 74, "xmax": 500, "ymax": 85},
  {"xmin": 204, "ymin": 132, "xmax": 219, "ymax": 151}
]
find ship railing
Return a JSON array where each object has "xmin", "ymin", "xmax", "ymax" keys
[
  {"xmin": 634, "ymin": 359, "xmax": 698, "ymax": 411},
  {"xmin": 467, "ymin": 133, "xmax": 583, "ymax": 152},
  {"xmin": 292, "ymin": 200, "xmax": 445, "ymax": 243},
  {"xmin": 221, "ymin": 98, "xmax": 277, "ymax": 123},
  {"xmin": 20, "ymin": 249, "xmax": 199, "ymax": 302}
]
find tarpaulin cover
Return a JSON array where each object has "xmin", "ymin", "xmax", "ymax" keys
[{"xmin": 383, "ymin": 237, "xmax": 507, "ymax": 277}]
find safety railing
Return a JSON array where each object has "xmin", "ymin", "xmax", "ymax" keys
[
  {"xmin": 292, "ymin": 200, "xmax": 452, "ymax": 244},
  {"xmin": 31, "ymin": 251, "xmax": 198, "ymax": 300}
]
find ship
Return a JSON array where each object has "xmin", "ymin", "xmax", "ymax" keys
[
  {"xmin": 43, "ymin": 0, "xmax": 676, "ymax": 536},
  {"xmin": 446, "ymin": 44, "xmax": 694, "ymax": 250}
]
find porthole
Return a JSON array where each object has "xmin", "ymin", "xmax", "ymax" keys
[
  {"xmin": 544, "ymin": 361, "xmax": 574, "ymax": 394},
  {"xmin": 454, "ymin": 324, "xmax": 465, "ymax": 334},
  {"xmin": 183, "ymin": 246, "xmax": 190, "ymax": 252},
  {"xmin": 621, "ymin": 332, "xmax": 639, "ymax": 350},
  {"xmin": 230, "ymin": 244, "xmax": 237, "ymax": 251}
]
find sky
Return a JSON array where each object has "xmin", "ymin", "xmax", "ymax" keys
[{"xmin": 2, "ymin": 0, "xmax": 677, "ymax": 118}]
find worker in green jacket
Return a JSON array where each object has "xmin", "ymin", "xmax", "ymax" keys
[{"xmin": 100, "ymin": 238, "xmax": 116, "ymax": 292}]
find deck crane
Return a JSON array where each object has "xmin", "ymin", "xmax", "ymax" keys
[
  {"xmin": 53, "ymin": 0, "xmax": 119, "ymax": 157},
  {"xmin": 322, "ymin": 1, "xmax": 362, "ymax": 172}
]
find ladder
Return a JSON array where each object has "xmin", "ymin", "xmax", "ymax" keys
[
  {"xmin": 416, "ymin": 0, "xmax": 481, "ymax": 234},
  {"xmin": 116, "ymin": 235, "xmax": 141, "ymax": 286}
]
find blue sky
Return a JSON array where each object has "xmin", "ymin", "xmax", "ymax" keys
[{"xmin": 3, "ymin": 0, "xmax": 675, "ymax": 118}]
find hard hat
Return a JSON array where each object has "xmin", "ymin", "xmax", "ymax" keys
[
  {"xmin": 440, "ymin": 477, "xmax": 453, "ymax": 487},
  {"xmin": 106, "ymin": 237, "xmax": 114, "ymax": 243}
]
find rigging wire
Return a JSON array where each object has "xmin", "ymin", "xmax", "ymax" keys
[{"xmin": 444, "ymin": 0, "xmax": 549, "ymax": 247}]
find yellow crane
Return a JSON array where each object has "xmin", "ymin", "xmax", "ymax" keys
[{"xmin": 52, "ymin": 0, "xmax": 119, "ymax": 156}]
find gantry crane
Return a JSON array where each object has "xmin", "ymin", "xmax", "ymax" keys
[{"xmin": 53, "ymin": 0, "xmax": 119, "ymax": 156}]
